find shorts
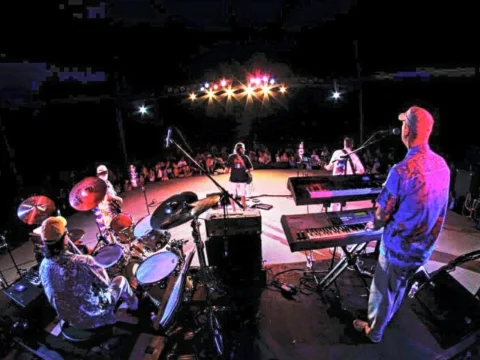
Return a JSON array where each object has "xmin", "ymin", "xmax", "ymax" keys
[{"xmin": 230, "ymin": 182, "xmax": 247, "ymax": 197}]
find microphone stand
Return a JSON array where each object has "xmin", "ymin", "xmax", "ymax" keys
[
  {"xmin": 167, "ymin": 134, "xmax": 241, "ymax": 282},
  {"xmin": 328, "ymin": 131, "xmax": 389, "ymax": 274},
  {"xmin": 141, "ymin": 186, "xmax": 151, "ymax": 215},
  {"xmin": 166, "ymin": 138, "xmax": 243, "ymax": 211}
]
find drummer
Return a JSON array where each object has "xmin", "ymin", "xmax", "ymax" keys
[
  {"xmin": 38, "ymin": 216, "xmax": 139, "ymax": 330},
  {"xmin": 93, "ymin": 165, "xmax": 123, "ymax": 239}
]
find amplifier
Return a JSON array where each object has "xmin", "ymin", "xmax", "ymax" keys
[
  {"xmin": 206, "ymin": 233, "xmax": 263, "ymax": 283},
  {"xmin": 412, "ymin": 269, "xmax": 480, "ymax": 349},
  {"xmin": 205, "ymin": 210, "xmax": 262, "ymax": 237}
]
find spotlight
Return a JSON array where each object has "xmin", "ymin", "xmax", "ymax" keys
[
  {"xmin": 138, "ymin": 105, "xmax": 148, "ymax": 115},
  {"xmin": 262, "ymin": 85, "xmax": 270, "ymax": 94},
  {"xmin": 245, "ymin": 86, "xmax": 254, "ymax": 96},
  {"xmin": 220, "ymin": 79, "xmax": 227, "ymax": 87},
  {"xmin": 269, "ymin": 78, "xmax": 275, "ymax": 85},
  {"xmin": 225, "ymin": 88, "xmax": 234, "ymax": 97},
  {"xmin": 332, "ymin": 91, "xmax": 340, "ymax": 99},
  {"xmin": 189, "ymin": 93, "xmax": 196, "ymax": 101},
  {"xmin": 207, "ymin": 90, "xmax": 215, "ymax": 98},
  {"xmin": 279, "ymin": 86, "xmax": 286, "ymax": 93}
]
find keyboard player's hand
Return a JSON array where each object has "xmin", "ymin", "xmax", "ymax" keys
[{"xmin": 365, "ymin": 221, "xmax": 374, "ymax": 231}]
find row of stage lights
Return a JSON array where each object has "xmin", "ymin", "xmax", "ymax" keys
[{"xmin": 189, "ymin": 75, "xmax": 287, "ymax": 101}]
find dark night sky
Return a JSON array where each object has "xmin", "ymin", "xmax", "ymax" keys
[{"xmin": 1, "ymin": 0, "xmax": 479, "ymax": 224}]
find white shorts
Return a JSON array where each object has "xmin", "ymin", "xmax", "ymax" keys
[{"xmin": 230, "ymin": 182, "xmax": 247, "ymax": 197}]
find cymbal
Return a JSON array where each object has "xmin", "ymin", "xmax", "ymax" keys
[
  {"xmin": 69, "ymin": 177, "xmax": 107, "ymax": 211},
  {"xmin": 68, "ymin": 229, "xmax": 85, "ymax": 242},
  {"xmin": 188, "ymin": 194, "xmax": 221, "ymax": 217},
  {"xmin": 17, "ymin": 196, "xmax": 56, "ymax": 225},
  {"xmin": 150, "ymin": 192, "xmax": 198, "ymax": 230}
]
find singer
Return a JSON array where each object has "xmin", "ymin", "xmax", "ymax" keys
[
  {"xmin": 225, "ymin": 142, "xmax": 253, "ymax": 211},
  {"xmin": 93, "ymin": 165, "xmax": 123, "ymax": 239},
  {"xmin": 324, "ymin": 137, "xmax": 365, "ymax": 176},
  {"xmin": 38, "ymin": 216, "xmax": 138, "ymax": 330},
  {"xmin": 353, "ymin": 106, "xmax": 450, "ymax": 343}
]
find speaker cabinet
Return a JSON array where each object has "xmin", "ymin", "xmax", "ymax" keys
[{"xmin": 206, "ymin": 233, "xmax": 263, "ymax": 283}]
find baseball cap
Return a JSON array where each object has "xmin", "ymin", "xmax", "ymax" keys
[
  {"xmin": 96, "ymin": 165, "xmax": 108, "ymax": 174},
  {"xmin": 41, "ymin": 216, "xmax": 67, "ymax": 245},
  {"xmin": 398, "ymin": 106, "xmax": 434, "ymax": 139}
]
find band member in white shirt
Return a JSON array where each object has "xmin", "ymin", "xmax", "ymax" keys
[
  {"xmin": 93, "ymin": 165, "xmax": 123, "ymax": 239},
  {"xmin": 325, "ymin": 137, "xmax": 365, "ymax": 176}
]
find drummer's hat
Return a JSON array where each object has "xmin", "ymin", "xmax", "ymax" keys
[{"xmin": 41, "ymin": 216, "xmax": 67, "ymax": 245}]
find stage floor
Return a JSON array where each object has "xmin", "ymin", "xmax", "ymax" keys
[
  {"xmin": 1, "ymin": 169, "xmax": 480, "ymax": 359},
  {"xmin": 2, "ymin": 169, "xmax": 479, "ymax": 294}
]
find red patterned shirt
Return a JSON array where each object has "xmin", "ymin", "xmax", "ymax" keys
[{"xmin": 376, "ymin": 144, "xmax": 450, "ymax": 267}]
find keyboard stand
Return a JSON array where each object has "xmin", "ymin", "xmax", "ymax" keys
[{"xmin": 316, "ymin": 242, "xmax": 371, "ymax": 293}]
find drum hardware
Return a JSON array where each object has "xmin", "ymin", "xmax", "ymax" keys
[
  {"xmin": 17, "ymin": 196, "xmax": 56, "ymax": 225},
  {"xmin": 150, "ymin": 192, "xmax": 199, "ymax": 231}
]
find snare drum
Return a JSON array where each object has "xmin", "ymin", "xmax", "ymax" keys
[
  {"xmin": 94, "ymin": 244, "xmax": 130, "ymax": 277},
  {"xmin": 111, "ymin": 213, "xmax": 134, "ymax": 244},
  {"xmin": 134, "ymin": 215, "xmax": 170, "ymax": 251},
  {"xmin": 135, "ymin": 252, "xmax": 179, "ymax": 288}
]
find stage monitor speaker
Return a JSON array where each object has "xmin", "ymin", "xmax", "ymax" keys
[
  {"xmin": 206, "ymin": 233, "xmax": 263, "ymax": 284},
  {"xmin": 412, "ymin": 269, "xmax": 480, "ymax": 349}
]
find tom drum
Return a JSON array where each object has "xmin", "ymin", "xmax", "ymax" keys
[
  {"xmin": 135, "ymin": 252, "xmax": 179, "ymax": 288},
  {"xmin": 110, "ymin": 213, "xmax": 134, "ymax": 244},
  {"xmin": 94, "ymin": 244, "xmax": 130, "ymax": 277},
  {"xmin": 134, "ymin": 215, "xmax": 170, "ymax": 251}
]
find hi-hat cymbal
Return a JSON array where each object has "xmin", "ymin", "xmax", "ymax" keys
[
  {"xmin": 189, "ymin": 194, "xmax": 221, "ymax": 217},
  {"xmin": 69, "ymin": 177, "xmax": 107, "ymax": 211},
  {"xmin": 150, "ymin": 192, "xmax": 198, "ymax": 230},
  {"xmin": 68, "ymin": 229, "xmax": 85, "ymax": 242},
  {"xmin": 17, "ymin": 196, "xmax": 56, "ymax": 225}
]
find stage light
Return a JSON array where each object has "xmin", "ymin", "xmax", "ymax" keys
[
  {"xmin": 189, "ymin": 93, "xmax": 196, "ymax": 101},
  {"xmin": 207, "ymin": 90, "xmax": 215, "ymax": 98},
  {"xmin": 225, "ymin": 87, "xmax": 234, "ymax": 97},
  {"xmin": 220, "ymin": 79, "xmax": 227, "ymax": 87},
  {"xmin": 250, "ymin": 78, "xmax": 260, "ymax": 86},
  {"xmin": 332, "ymin": 91, "xmax": 340, "ymax": 99},
  {"xmin": 200, "ymin": 86, "xmax": 205, "ymax": 91},
  {"xmin": 245, "ymin": 86, "xmax": 254, "ymax": 96},
  {"xmin": 279, "ymin": 86, "xmax": 286, "ymax": 93},
  {"xmin": 204, "ymin": 82, "xmax": 210, "ymax": 88},
  {"xmin": 138, "ymin": 105, "xmax": 147, "ymax": 115},
  {"xmin": 262, "ymin": 76, "xmax": 268, "ymax": 83},
  {"xmin": 262, "ymin": 85, "xmax": 270, "ymax": 94},
  {"xmin": 269, "ymin": 78, "xmax": 275, "ymax": 85}
]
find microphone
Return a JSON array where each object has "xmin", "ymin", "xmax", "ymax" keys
[
  {"xmin": 378, "ymin": 128, "xmax": 400, "ymax": 136},
  {"xmin": 164, "ymin": 126, "xmax": 172, "ymax": 148}
]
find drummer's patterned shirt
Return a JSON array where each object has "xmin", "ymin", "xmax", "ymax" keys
[
  {"xmin": 93, "ymin": 179, "xmax": 119, "ymax": 236},
  {"xmin": 40, "ymin": 251, "xmax": 117, "ymax": 329}
]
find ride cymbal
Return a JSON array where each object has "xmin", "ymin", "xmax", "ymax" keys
[
  {"xmin": 69, "ymin": 177, "xmax": 107, "ymax": 211},
  {"xmin": 150, "ymin": 192, "xmax": 198, "ymax": 230},
  {"xmin": 17, "ymin": 196, "xmax": 56, "ymax": 225}
]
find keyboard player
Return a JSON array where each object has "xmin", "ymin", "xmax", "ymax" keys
[{"xmin": 324, "ymin": 137, "xmax": 365, "ymax": 211}]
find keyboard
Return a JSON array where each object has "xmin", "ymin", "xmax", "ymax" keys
[
  {"xmin": 287, "ymin": 174, "xmax": 386, "ymax": 206},
  {"xmin": 280, "ymin": 208, "xmax": 383, "ymax": 252}
]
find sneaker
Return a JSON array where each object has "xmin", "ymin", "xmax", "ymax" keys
[{"xmin": 352, "ymin": 320, "xmax": 381, "ymax": 343}]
